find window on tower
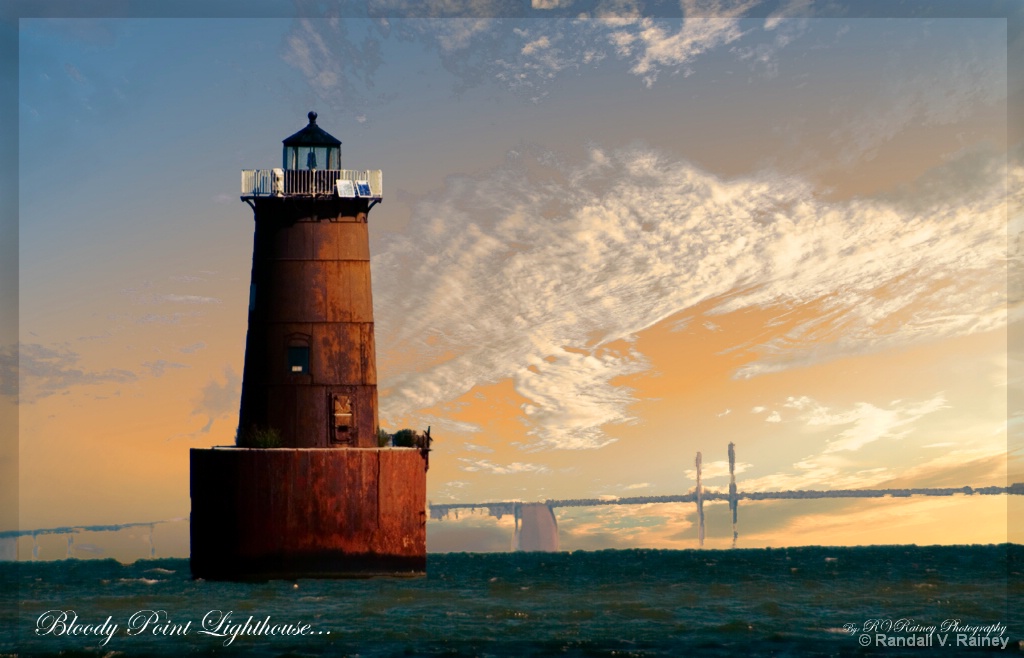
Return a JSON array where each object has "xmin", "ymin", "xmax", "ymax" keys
[
  {"xmin": 286, "ymin": 146, "xmax": 337, "ymax": 171},
  {"xmin": 288, "ymin": 346, "xmax": 310, "ymax": 374}
]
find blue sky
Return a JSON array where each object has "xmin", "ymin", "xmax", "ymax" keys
[{"xmin": 3, "ymin": 1, "xmax": 1022, "ymax": 558}]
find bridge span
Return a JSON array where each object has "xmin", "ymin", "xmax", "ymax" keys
[
  {"xmin": 430, "ymin": 484, "xmax": 1023, "ymax": 550},
  {"xmin": 430, "ymin": 445, "xmax": 1023, "ymax": 550}
]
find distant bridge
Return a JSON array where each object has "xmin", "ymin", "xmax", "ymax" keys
[
  {"xmin": 430, "ymin": 484, "xmax": 1023, "ymax": 551},
  {"xmin": 430, "ymin": 444, "xmax": 1023, "ymax": 550},
  {"xmin": 0, "ymin": 519, "xmax": 187, "ymax": 561},
  {"xmin": 430, "ymin": 484, "xmax": 1023, "ymax": 519}
]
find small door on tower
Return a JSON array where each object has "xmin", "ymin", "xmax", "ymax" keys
[{"xmin": 329, "ymin": 391, "xmax": 355, "ymax": 446}]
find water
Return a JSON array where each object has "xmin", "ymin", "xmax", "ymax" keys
[{"xmin": 2, "ymin": 545, "xmax": 1021, "ymax": 657}]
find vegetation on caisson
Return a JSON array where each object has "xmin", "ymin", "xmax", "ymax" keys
[
  {"xmin": 391, "ymin": 428, "xmax": 417, "ymax": 447},
  {"xmin": 236, "ymin": 425, "xmax": 284, "ymax": 448}
]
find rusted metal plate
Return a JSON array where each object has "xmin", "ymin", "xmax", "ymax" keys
[
  {"xmin": 266, "ymin": 261, "xmax": 383, "ymax": 325},
  {"xmin": 311, "ymin": 323, "xmax": 363, "ymax": 384},
  {"xmin": 338, "ymin": 221, "xmax": 370, "ymax": 261},
  {"xmin": 360, "ymin": 323, "xmax": 376, "ymax": 384},
  {"xmin": 311, "ymin": 221, "xmax": 338, "ymax": 261},
  {"xmin": 321, "ymin": 260, "xmax": 373, "ymax": 322},
  {"xmin": 377, "ymin": 449, "xmax": 428, "ymax": 555},
  {"xmin": 274, "ymin": 384, "xmax": 299, "ymax": 446},
  {"xmin": 291, "ymin": 386, "xmax": 324, "ymax": 447},
  {"xmin": 350, "ymin": 262, "xmax": 374, "ymax": 322},
  {"xmin": 311, "ymin": 221, "xmax": 370, "ymax": 261},
  {"xmin": 265, "ymin": 260, "xmax": 310, "ymax": 322},
  {"xmin": 321, "ymin": 260, "xmax": 352, "ymax": 322},
  {"xmin": 191, "ymin": 448, "xmax": 427, "ymax": 579},
  {"xmin": 270, "ymin": 221, "xmax": 314, "ymax": 261},
  {"xmin": 353, "ymin": 386, "xmax": 377, "ymax": 447}
]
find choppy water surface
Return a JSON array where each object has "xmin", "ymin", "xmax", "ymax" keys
[{"xmin": 2, "ymin": 545, "xmax": 1021, "ymax": 656}]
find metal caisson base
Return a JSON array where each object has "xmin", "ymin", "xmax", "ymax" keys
[{"xmin": 190, "ymin": 447, "xmax": 426, "ymax": 581}]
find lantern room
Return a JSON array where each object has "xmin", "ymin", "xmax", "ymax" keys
[
  {"xmin": 282, "ymin": 111, "xmax": 341, "ymax": 170},
  {"xmin": 241, "ymin": 112, "xmax": 382, "ymax": 200}
]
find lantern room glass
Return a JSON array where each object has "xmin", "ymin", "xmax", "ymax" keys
[{"xmin": 283, "ymin": 145, "xmax": 340, "ymax": 170}]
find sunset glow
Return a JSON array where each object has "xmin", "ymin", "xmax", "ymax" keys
[{"xmin": 8, "ymin": 5, "xmax": 1020, "ymax": 559}]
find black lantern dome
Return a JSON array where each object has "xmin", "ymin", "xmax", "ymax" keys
[{"xmin": 282, "ymin": 111, "xmax": 341, "ymax": 170}]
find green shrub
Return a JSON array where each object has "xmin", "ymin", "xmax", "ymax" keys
[
  {"xmin": 377, "ymin": 427, "xmax": 391, "ymax": 447},
  {"xmin": 236, "ymin": 425, "xmax": 283, "ymax": 448},
  {"xmin": 392, "ymin": 428, "xmax": 417, "ymax": 448}
]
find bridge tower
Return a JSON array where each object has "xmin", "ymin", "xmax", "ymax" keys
[
  {"xmin": 190, "ymin": 112, "xmax": 428, "ymax": 580},
  {"xmin": 513, "ymin": 503, "xmax": 559, "ymax": 551}
]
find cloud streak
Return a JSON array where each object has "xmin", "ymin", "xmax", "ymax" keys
[
  {"xmin": 457, "ymin": 458, "xmax": 551, "ymax": 475},
  {"xmin": 280, "ymin": 14, "xmax": 391, "ymax": 120},
  {"xmin": 684, "ymin": 460, "xmax": 751, "ymax": 482},
  {"xmin": 5, "ymin": 343, "xmax": 137, "ymax": 403},
  {"xmin": 187, "ymin": 366, "xmax": 241, "ymax": 437},
  {"xmin": 608, "ymin": 0, "xmax": 758, "ymax": 86},
  {"xmin": 737, "ymin": 394, "xmax": 986, "ymax": 492},
  {"xmin": 141, "ymin": 360, "xmax": 189, "ymax": 378},
  {"xmin": 374, "ymin": 144, "xmax": 1011, "ymax": 451},
  {"xmin": 283, "ymin": 8, "xmax": 789, "ymax": 105},
  {"xmin": 783, "ymin": 394, "xmax": 949, "ymax": 453},
  {"xmin": 831, "ymin": 28, "xmax": 1006, "ymax": 165}
]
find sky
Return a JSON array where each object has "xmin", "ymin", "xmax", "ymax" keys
[{"xmin": 4, "ymin": 0, "xmax": 1023, "ymax": 560}]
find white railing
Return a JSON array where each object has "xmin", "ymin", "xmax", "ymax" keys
[{"xmin": 241, "ymin": 169, "xmax": 383, "ymax": 199}]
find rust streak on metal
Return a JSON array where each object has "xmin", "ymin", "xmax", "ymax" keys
[{"xmin": 191, "ymin": 448, "xmax": 426, "ymax": 579}]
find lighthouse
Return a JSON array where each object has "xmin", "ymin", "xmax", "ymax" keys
[{"xmin": 189, "ymin": 112, "xmax": 429, "ymax": 580}]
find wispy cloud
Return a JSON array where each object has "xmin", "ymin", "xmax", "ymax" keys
[
  {"xmin": 830, "ymin": 28, "xmax": 1006, "ymax": 166},
  {"xmin": 607, "ymin": 0, "xmax": 759, "ymax": 86},
  {"xmin": 684, "ymin": 460, "xmax": 751, "ymax": 482},
  {"xmin": 739, "ymin": 394, "xmax": 970, "ymax": 492},
  {"xmin": 141, "ymin": 360, "xmax": 189, "ymax": 378},
  {"xmin": 281, "ymin": 15, "xmax": 391, "ymax": 120},
  {"xmin": 285, "ymin": 7, "xmax": 787, "ymax": 106},
  {"xmin": 388, "ymin": 415, "xmax": 481, "ymax": 437},
  {"xmin": 739, "ymin": 452, "xmax": 875, "ymax": 493},
  {"xmin": 136, "ymin": 312, "xmax": 203, "ymax": 325},
  {"xmin": 4, "ymin": 343, "xmax": 137, "ymax": 403},
  {"xmin": 64, "ymin": 62, "xmax": 86, "ymax": 84},
  {"xmin": 187, "ymin": 366, "xmax": 241, "ymax": 437},
  {"xmin": 782, "ymin": 394, "xmax": 949, "ymax": 453},
  {"xmin": 156, "ymin": 294, "xmax": 220, "ymax": 304},
  {"xmin": 457, "ymin": 458, "xmax": 551, "ymax": 475},
  {"xmin": 375, "ymin": 145, "xmax": 1010, "ymax": 451},
  {"xmin": 531, "ymin": 0, "xmax": 574, "ymax": 8},
  {"xmin": 416, "ymin": 9, "xmax": 760, "ymax": 97},
  {"xmin": 123, "ymin": 285, "xmax": 220, "ymax": 306},
  {"xmin": 0, "ymin": 345, "xmax": 14, "ymax": 398},
  {"xmin": 732, "ymin": 0, "xmax": 814, "ymax": 78}
]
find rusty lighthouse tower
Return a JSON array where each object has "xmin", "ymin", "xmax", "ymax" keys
[{"xmin": 190, "ymin": 112, "xmax": 428, "ymax": 579}]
